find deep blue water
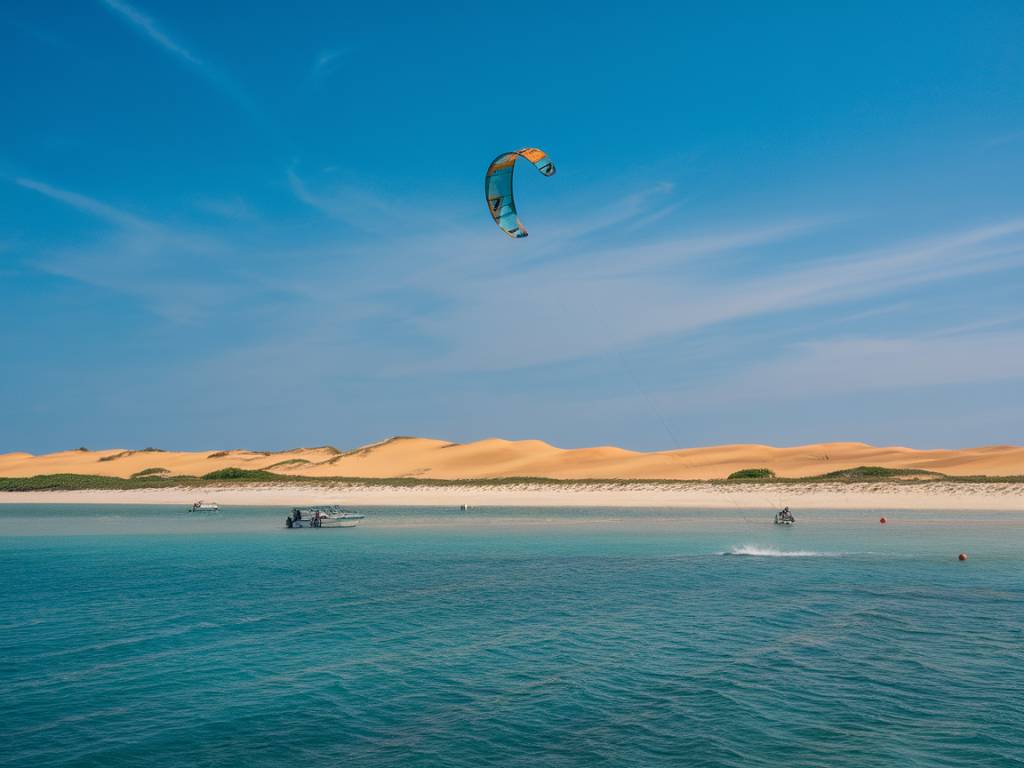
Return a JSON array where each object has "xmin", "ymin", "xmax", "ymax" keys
[{"xmin": 1, "ymin": 505, "xmax": 1022, "ymax": 767}]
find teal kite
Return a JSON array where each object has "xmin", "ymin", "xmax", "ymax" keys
[{"xmin": 485, "ymin": 147, "xmax": 556, "ymax": 238}]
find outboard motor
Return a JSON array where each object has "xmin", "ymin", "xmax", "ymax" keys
[{"xmin": 285, "ymin": 516, "xmax": 293, "ymax": 528}]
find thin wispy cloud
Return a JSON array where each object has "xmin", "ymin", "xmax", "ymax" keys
[
  {"xmin": 545, "ymin": 217, "xmax": 831, "ymax": 279},
  {"xmin": 707, "ymin": 330, "xmax": 1024, "ymax": 402},
  {"xmin": 98, "ymin": 0, "xmax": 258, "ymax": 117},
  {"xmin": 195, "ymin": 196, "xmax": 256, "ymax": 220},
  {"xmin": 546, "ymin": 181, "xmax": 678, "ymax": 240},
  {"xmin": 15, "ymin": 177, "xmax": 150, "ymax": 229},
  {"xmin": 14, "ymin": 177, "xmax": 241, "ymax": 322},
  {"xmin": 287, "ymin": 168, "xmax": 460, "ymax": 235},
  {"xmin": 272, "ymin": 172, "xmax": 1024, "ymax": 375},
  {"xmin": 22, "ymin": 164, "xmax": 1024, "ymax": 377},
  {"xmin": 99, "ymin": 0, "xmax": 201, "ymax": 66},
  {"xmin": 295, "ymin": 48, "xmax": 351, "ymax": 99},
  {"xmin": 920, "ymin": 311, "xmax": 1024, "ymax": 339},
  {"xmin": 312, "ymin": 49, "xmax": 345, "ymax": 76},
  {"xmin": 395, "ymin": 216, "xmax": 1024, "ymax": 372},
  {"xmin": 569, "ymin": 325, "xmax": 1024, "ymax": 447},
  {"xmin": 983, "ymin": 130, "xmax": 1024, "ymax": 149}
]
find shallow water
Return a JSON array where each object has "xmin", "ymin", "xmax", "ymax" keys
[{"xmin": 1, "ymin": 505, "xmax": 1022, "ymax": 767}]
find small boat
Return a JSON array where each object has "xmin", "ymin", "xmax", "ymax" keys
[
  {"xmin": 774, "ymin": 506, "xmax": 795, "ymax": 525},
  {"xmin": 285, "ymin": 505, "xmax": 365, "ymax": 529},
  {"xmin": 189, "ymin": 501, "xmax": 219, "ymax": 512}
]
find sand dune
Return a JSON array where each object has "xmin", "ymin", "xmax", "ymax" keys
[{"xmin": 1, "ymin": 438, "xmax": 1022, "ymax": 480}]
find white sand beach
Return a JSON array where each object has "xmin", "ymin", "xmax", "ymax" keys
[{"xmin": 2, "ymin": 481, "xmax": 1023, "ymax": 511}]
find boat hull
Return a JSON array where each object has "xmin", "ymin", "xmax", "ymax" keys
[
  {"xmin": 287, "ymin": 515, "xmax": 364, "ymax": 529},
  {"xmin": 319, "ymin": 518, "xmax": 362, "ymax": 528}
]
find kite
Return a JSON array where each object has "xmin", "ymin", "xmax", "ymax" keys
[{"xmin": 484, "ymin": 147, "xmax": 555, "ymax": 238}]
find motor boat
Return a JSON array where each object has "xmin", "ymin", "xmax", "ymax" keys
[
  {"xmin": 774, "ymin": 507, "xmax": 795, "ymax": 525},
  {"xmin": 189, "ymin": 501, "xmax": 219, "ymax": 512},
  {"xmin": 286, "ymin": 505, "xmax": 365, "ymax": 529}
]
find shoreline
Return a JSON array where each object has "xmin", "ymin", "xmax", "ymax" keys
[{"xmin": 2, "ymin": 481, "xmax": 1022, "ymax": 510}]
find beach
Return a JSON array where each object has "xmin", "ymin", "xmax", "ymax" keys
[{"xmin": 3, "ymin": 480, "xmax": 1023, "ymax": 510}]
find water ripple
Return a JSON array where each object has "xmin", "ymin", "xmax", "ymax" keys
[{"xmin": 1, "ymin": 508, "xmax": 1022, "ymax": 767}]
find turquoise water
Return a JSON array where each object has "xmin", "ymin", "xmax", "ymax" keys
[{"xmin": 1, "ymin": 505, "xmax": 1022, "ymax": 767}]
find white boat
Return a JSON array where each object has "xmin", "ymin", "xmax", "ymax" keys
[
  {"xmin": 286, "ymin": 505, "xmax": 365, "ymax": 529},
  {"xmin": 189, "ymin": 501, "xmax": 219, "ymax": 512}
]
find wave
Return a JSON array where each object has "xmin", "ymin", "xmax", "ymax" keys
[{"xmin": 721, "ymin": 545, "xmax": 842, "ymax": 557}]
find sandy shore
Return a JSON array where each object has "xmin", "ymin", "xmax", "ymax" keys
[{"xmin": 2, "ymin": 482, "xmax": 1022, "ymax": 511}]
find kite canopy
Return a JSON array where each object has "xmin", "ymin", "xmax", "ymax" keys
[{"xmin": 485, "ymin": 147, "xmax": 555, "ymax": 238}]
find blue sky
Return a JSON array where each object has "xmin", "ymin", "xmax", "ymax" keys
[{"xmin": 2, "ymin": 1, "xmax": 1023, "ymax": 453}]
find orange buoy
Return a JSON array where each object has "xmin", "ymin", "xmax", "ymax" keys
[
  {"xmin": 879, "ymin": 517, "xmax": 887, "ymax": 524},
  {"xmin": 958, "ymin": 553, "xmax": 968, "ymax": 561}
]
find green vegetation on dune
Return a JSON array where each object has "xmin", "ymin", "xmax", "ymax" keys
[
  {"xmin": 201, "ymin": 468, "xmax": 278, "ymax": 480},
  {"xmin": 727, "ymin": 468, "xmax": 776, "ymax": 480},
  {"xmin": 812, "ymin": 466, "xmax": 941, "ymax": 480},
  {"xmin": 0, "ymin": 474, "xmax": 196, "ymax": 491},
  {"xmin": 265, "ymin": 458, "xmax": 312, "ymax": 470},
  {"xmin": 98, "ymin": 447, "xmax": 167, "ymax": 462},
  {"xmin": 131, "ymin": 467, "xmax": 171, "ymax": 478},
  {"xmin": 98, "ymin": 451, "xmax": 131, "ymax": 462}
]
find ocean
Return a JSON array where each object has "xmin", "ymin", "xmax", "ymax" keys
[{"xmin": 1, "ymin": 504, "xmax": 1022, "ymax": 767}]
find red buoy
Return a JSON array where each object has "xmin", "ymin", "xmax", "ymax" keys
[
  {"xmin": 958, "ymin": 553, "xmax": 968, "ymax": 561},
  {"xmin": 879, "ymin": 517, "xmax": 887, "ymax": 524}
]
